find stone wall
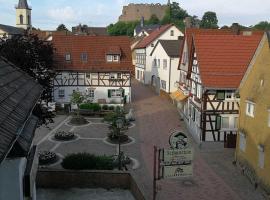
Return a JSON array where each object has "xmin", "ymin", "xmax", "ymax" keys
[
  {"xmin": 119, "ymin": 3, "xmax": 168, "ymax": 22},
  {"xmin": 37, "ymin": 169, "xmax": 145, "ymax": 200}
]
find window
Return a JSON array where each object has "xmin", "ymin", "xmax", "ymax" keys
[
  {"xmin": 196, "ymin": 84, "xmax": 201, "ymax": 99},
  {"xmin": 161, "ymin": 80, "xmax": 166, "ymax": 90},
  {"xmin": 88, "ymin": 89, "xmax": 95, "ymax": 98},
  {"xmin": 108, "ymin": 89, "xmax": 124, "ymax": 98},
  {"xmin": 221, "ymin": 117, "xmax": 230, "ymax": 129},
  {"xmin": 19, "ymin": 15, "xmax": 23, "ymax": 24},
  {"xmin": 137, "ymin": 70, "xmax": 140, "ymax": 79},
  {"xmin": 117, "ymin": 73, "xmax": 122, "ymax": 79},
  {"xmin": 225, "ymin": 92, "xmax": 233, "ymax": 99},
  {"xmin": 246, "ymin": 101, "xmax": 255, "ymax": 117},
  {"xmin": 170, "ymin": 30, "xmax": 174, "ymax": 36},
  {"xmin": 157, "ymin": 59, "xmax": 160, "ymax": 67},
  {"xmin": 217, "ymin": 91, "xmax": 225, "ymax": 100},
  {"xmin": 107, "ymin": 55, "xmax": 113, "ymax": 62},
  {"xmin": 192, "ymin": 107, "xmax": 196, "ymax": 121},
  {"xmin": 163, "ymin": 59, "xmax": 167, "ymax": 70},
  {"xmin": 239, "ymin": 132, "xmax": 246, "ymax": 152},
  {"xmin": 153, "ymin": 59, "xmax": 157, "ymax": 67},
  {"xmin": 81, "ymin": 53, "xmax": 88, "ymax": 62},
  {"xmin": 113, "ymin": 55, "xmax": 119, "ymax": 62},
  {"xmin": 151, "ymin": 43, "xmax": 154, "ymax": 47},
  {"xmin": 86, "ymin": 73, "xmax": 91, "ymax": 79},
  {"xmin": 27, "ymin": 15, "xmax": 31, "ymax": 25},
  {"xmin": 258, "ymin": 145, "xmax": 265, "ymax": 169},
  {"xmin": 58, "ymin": 89, "xmax": 65, "ymax": 98},
  {"xmin": 65, "ymin": 53, "xmax": 71, "ymax": 61},
  {"xmin": 110, "ymin": 73, "xmax": 117, "ymax": 79}
]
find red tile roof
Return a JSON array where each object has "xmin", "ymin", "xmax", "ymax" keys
[
  {"xmin": 178, "ymin": 28, "xmax": 236, "ymax": 69},
  {"xmin": 193, "ymin": 33, "xmax": 263, "ymax": 89},
  {"xmin": 52, "ymin": 35, "xmax": 132, "ymax": 72},
  {"xmin": 135, "ymin": 24, "xmax": 174, "ymax": 49}
]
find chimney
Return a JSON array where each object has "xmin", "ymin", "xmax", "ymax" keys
[
  {"xmin": 231, "ymin": 23, "xmax": 240, "ymax": 35},
  {"xmin": 140, "ymin": 16, "xmax": 144, "ymax": 28},
  {"xmin": 184, "ymin": 17, "xmax": 192, "ymax": 28}
]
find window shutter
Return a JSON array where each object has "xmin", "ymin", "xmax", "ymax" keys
[
  {"xmin": 216, "ymin": 116, "xmax": 221, "ymax": 130},
  {"xmin": 217, "ymin": 91, "xmax": 225, "ymax": 100},
  {"xmin": 122, "ymin": 89, "xmax": 125, "ymax": 97},
  {"xmin": 108, "ymin": 90, "xmax": 111, "ymax": 98}
]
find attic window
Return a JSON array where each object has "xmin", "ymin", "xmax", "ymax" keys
[
  {"xmin": 65, "ymin": 53, "xmax": 71, "ymax": 61},
  {"xmin": 81, "ymin": 53, "xmax": 88, "ymax": 62},
  {"xmin": 170, "ymin": 30, "xmax": 174, "ymax": 36},
  {"xmin": 107, "ymin": 55, "xmax": 120, "ymax": 62}
]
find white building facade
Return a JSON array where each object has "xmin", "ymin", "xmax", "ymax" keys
[{"xmin": 135, "ymin": 24, "xmax": 183, "ymax": 85}]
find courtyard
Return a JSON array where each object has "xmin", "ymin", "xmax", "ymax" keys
[{"xmin": 33, "ymin": 80, "xmax": 267, "ymax": 200}]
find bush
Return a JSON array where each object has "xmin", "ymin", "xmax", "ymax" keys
[
  {"xmin": 61, "ymin": 153, "xmax": 114, "ymax": 170},
  {"xmin": 109, "ymin": 106, "xmax": 115, "ymax": 111},
  {"xmin": 103, "ymin": 112, "xmax": 117, "ymax": 122},
  {"xmin": 79, "ymin": 103, "xmax": 101, "ymax": 112},
  {"xmin": 102, "ymin": 105, "xmax": 109, "ymax": 110}
]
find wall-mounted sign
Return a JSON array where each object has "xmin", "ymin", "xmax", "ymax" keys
[
  {"xmin": 169, "ymin": 131, "xmax": 189, "ymax": 149},
  {"xmin": 163, "ymin": 165, "xmax": 193, "ymax": 179}
]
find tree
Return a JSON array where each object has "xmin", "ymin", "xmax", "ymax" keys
[
  {"xmin": 107, "ymin": 21, "xmax": 139, "ymax": 37},
  {"xmin": 70, "ymin": 90, "xmax": 85, "ymax": 117},
  {"xmin": 147, "ymin": 14, "xmax": 160, "ymax": 25},
  {"xmin": 253, "ymin": 21, "xmax": 270, "ymax": 30},
  {"xmin": 0, "ymin": 34, "xmax": 55, "ymax": 125},
  {"xmin": 200, "ymin": 11, "xmax": 219, "ymax": 29},
  {"xmin": 57, "ymin": 24, "xmax": 68, "ymax": 31}
]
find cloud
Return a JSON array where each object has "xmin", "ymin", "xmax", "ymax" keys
[{"xmin": 47, "ymin": 6, "xmax": 76, "ymax": 22}]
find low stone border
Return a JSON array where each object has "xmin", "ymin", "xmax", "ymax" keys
[{"xmin": 103, "ymin": 136, "xmax": 136, "ymax": 147}]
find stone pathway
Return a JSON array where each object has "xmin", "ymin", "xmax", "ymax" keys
[{"xmin": 130, "ymin": 79, "xmax": 266, "ymax": 200}]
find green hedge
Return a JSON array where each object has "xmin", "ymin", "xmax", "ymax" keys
[
  {"xmin": 79, "ymin": 103, "xmax": 101, "ymax": 112},
  {"xmin": 61, "ymin": 153, "xmax": 114, "ymax": 170}
]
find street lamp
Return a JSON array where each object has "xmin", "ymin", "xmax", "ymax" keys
[{"xmin": 116, "ymin": 118, "xmax": 124, "ymax": 170}]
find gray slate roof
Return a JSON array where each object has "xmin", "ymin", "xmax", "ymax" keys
[
  {"xmin": 0, "ymin": 58, "xmax": 42, "ymax": 163},
  {"xmin": 0, "ymin": 24, "xmax": 24, "ymax": 35},
  {"xmin": 135, "ymin": 24, "xmax": 161, "ymax": 35},
  {"xmin": 72, "ymin": 26, "xmax": 108, "ymax": 36},
  {"xmin": 17, "ymin": 0, "xmax": 30, "ymax": 9},
  {"xmin": 156, "ymin": 40, "xmax": 183, "ymax": 57}
]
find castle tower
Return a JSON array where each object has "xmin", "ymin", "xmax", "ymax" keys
[
  {"xmin": 167, "ymin": 0, "xmax": 171, "ymax": 5},
  {"xmin": 16, "ymin": 0, "xmax": 32, "ymax": 30}
]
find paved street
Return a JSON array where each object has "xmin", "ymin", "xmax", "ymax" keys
[{"xmin": 130, "ymin": 79, "xmax": 266, "ymax": 200}]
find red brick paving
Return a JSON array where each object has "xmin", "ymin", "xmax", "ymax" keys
[{"xmin": 131, "ymin": 80, "xmax": 245, "ymax": 200}]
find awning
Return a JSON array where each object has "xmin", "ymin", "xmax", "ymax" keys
[{"xmin": 170, "ymin": 90, "xmax": 188, "ymax": 102}]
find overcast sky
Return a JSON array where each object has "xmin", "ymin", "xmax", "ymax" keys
[{"xmin": 1, "ymin": 0, "xmax": 269, "ymax": 30}]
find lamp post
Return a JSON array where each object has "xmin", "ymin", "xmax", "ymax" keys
[{"xmin": 116, "ymin": 118, "xmax": 124, "ymax": 170}]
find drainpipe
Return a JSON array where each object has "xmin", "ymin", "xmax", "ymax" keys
[{"xmin": 169, "ymin": 58, "xmax": 172, "ymax": 93}]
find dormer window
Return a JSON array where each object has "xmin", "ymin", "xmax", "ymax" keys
[
  {"xmin": 107, "ymin": 55, "xmax": 120, "ymax": 62},
  {"xmin": 81, "ymin": 53, "xmax": 88, "ymax": 62},
  {"xmin": 65, "ymin": 53, "xmax": 71, "ymax": 61},
  {"xmin": 170, "ymin": 30, "xmax": 174, "ymax": 36}
]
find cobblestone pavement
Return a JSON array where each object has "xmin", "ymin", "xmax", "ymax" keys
[{"xmin": 130, "ymin": 79, "xmax": 266, "ymax": 200}]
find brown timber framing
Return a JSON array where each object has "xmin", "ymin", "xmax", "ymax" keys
[
  {"xmin": 53, "ymin": 71, "xmax": 131, "ymax": 88},
  {"xmin": 200, "ymin": 90, "xmax": 239, "ymax": 142}
]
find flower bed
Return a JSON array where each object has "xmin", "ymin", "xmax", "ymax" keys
[
  {"xmin": 54, "ymin": 131, "xmax": 75, "ymax": 141},
  {"xmin": 39, "ymin": 151, "xmax": 57, "ymax": 165}
]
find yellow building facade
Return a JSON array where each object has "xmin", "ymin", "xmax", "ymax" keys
[{"xmin": 236, "ymin": 32, "xmax": 270, "ymax": 191}]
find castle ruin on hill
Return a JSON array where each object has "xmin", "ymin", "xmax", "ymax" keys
[{"xmin": 119, "ymin": 1, "xmax": 170, "ymax": 22}]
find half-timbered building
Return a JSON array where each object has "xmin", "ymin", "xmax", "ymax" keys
[
  {"xmin": 183, "ymin": 32, "xmax": 263, "ymax": 147},
  {"xmin": 52, "ymin": 35, "xmax": 133, "ymax": 104}
]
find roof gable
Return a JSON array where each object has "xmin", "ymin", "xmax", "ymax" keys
[
  {"xmin": 193, "ymin": 33, "xmax": 263, "ymax": 89},
  {"xmin": 151, "ymin": 39, "xmax": 183, "ymax": 57},
  {"xmin": 135, "ymin": 24, "xmax": 174, "ymax": 49}
]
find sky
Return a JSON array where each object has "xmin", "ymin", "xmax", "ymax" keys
[{"xmin": 0, "ymin": 0, "xmax": 269, "ymax": 30}]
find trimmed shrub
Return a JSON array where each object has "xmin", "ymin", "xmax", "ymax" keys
[
  {"xmin": 103, "ymin": 112, "xmax": 117, "ymax": 122},
  {"xmin": 61, "ymin": 153, "xmax": 114, "ymax": 170},
  {"xmin": 102, "ymin": 104, "xmax": 109, "ymax": 110},
  {"xmin": 79, "ymin": 103, "xmax": 101, "ymax": 112}
]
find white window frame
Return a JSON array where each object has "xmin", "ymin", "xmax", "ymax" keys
[
  {"xmin": 111, "ymin": 89, "xmax": 122, "ymax": 98},
  {"xmin": 258, "ymin": 145, "xmax": 265, "ymax": 169},
  {"xmin": 163, "ymin": 59, "xmax": 167, "ymax": 70},
  {"xmin": 65, "ymin": 53, "xmax": 71, "ymax": 61},
  {"xmin": 113, "ymin": 55, "xmax": 119, "ymax": 62},
  {"xmin": 239, "ymin": 132, "xmax": 246, "ymax": 152},
  {"xmin": 58, "ymin": 89, "xmax": 65, "ymax": 98},
  {"xmin": 107, "ymin": 55, "xmax": 113, "ymax": 62},
  {"xmin": 246, "ymin": 101, "xmax": 255, "ymax": 118},
  {"xmin": 221, "ymin": 116, "xmax": 230, "ymax": 129}
]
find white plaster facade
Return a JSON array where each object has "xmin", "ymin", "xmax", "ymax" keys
[
  {"xmin": 135, "ymin": 25, "xmax": 183, "ymax": 84},
  {"xmin": 149, "ymin": 42, "xmax": 180, "ymax": 93}
]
